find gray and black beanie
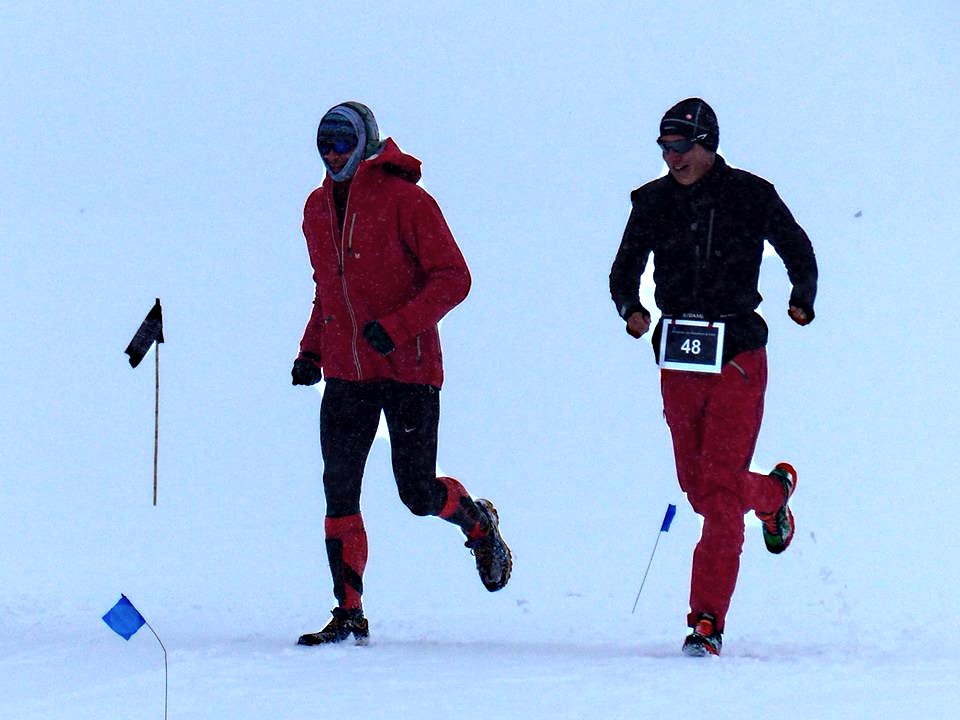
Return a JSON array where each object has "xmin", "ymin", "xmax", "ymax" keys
[
  {"xmin": 316, "ymin": 101, "xmax": 384, "ymax": 181},
  {"xmin": 659, "ymin": 98, "xmax": 719, "ymax": 152}
]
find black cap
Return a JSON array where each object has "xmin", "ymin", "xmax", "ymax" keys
[{"xmin": 660, "ymin": 98, "xmax": 719, "ymax": 152}]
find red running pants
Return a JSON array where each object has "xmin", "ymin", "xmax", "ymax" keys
[{"xmin": 660, "ymin": 348, "xmax": 786, "ymax": 632}]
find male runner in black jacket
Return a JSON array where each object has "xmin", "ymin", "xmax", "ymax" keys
[{"xmin": 609, "ymin": 98, "xmax": 818, "ymax": 657}]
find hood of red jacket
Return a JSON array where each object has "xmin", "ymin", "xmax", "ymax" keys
[{"xmin": 323, "ymin": 137, "xmax": 421, "ymax": 187}]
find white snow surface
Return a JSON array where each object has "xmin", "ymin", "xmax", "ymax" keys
[{"xmin": 2, "ymin": 3, "xmax": 959, "ymax": 718}]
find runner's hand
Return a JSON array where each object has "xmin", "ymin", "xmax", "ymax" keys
[
  {"xmin": 788, "ymin": 305, "xmax": 812, "ymax": 326},
  {"xmin": 626, "ymin": 312, "xmax": 651, "ymax": 338}
]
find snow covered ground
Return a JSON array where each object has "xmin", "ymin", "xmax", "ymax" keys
[
  {"xmin": 4, "ymin": 616, "xmax": 955, "ymax": 719},
  {"xmin": 3, "ymin": 2, "xmax": 959, "ymax": 718}
]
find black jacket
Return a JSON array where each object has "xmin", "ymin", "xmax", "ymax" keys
[{"xmin": 609, "ymin": 156, "xmax": 818, "ymax": 364}]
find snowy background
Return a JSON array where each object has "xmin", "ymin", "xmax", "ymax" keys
[{"xmin": 2, "ymin": 2, "xmax": 959, "ymax": 718}]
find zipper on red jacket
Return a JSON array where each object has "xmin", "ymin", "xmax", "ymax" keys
[
  {"xmin": 347, "ymin": 214, "xmax": 356, "ymax": 256},
  {"xmin": 342, "ymin": 212, "xmax": 362, "ymax": 379},
  {"xmin": 325, "ymin": 191, "xmax": 363, "ymax": 380},
  {"xmin": 325, "ymin": 195, "xmax": 344, "ymax": 275}
]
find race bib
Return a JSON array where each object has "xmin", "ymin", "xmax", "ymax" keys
[{"xmin": 659, "ymin": 319, "xmax": 725, "ymax": 373}]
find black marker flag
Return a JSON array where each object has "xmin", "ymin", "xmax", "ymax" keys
[
  {"xmin": 125, "ymin": 299, "xmax": 164, "ymax": 368},
  {"xmin": 125, "ymin": 298, "xmax": 164, "ymax": 505}
]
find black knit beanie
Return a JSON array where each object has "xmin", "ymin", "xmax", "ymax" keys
[{"xmin": 659, "ymin": 98, "xmax": 719, "ymax": 152}]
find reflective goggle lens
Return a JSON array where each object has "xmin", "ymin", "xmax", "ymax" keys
[{"xmin": 318, "ymin": 136, "xmax": 357, "ymax": 155}]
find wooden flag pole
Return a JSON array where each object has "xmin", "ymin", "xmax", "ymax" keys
[
  {"xmin": 153, "ymin": 341, "xmax": 159, "ymax": 506},
  {"xmin": 125, "ymin": 297, "xmax": 164, "ymax": 505}
]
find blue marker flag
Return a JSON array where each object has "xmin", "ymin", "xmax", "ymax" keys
[
  {"xmin": 660, "ymin": 503, "xmax": 677, "ymax": 532},
  {"xmin": 631, "ymin": 503, "xmax": 679, "ymax": 614},
  {"xmin": 102, "ymin": 594, "xmax": 146, "ymax": 640},
  {"xmin": 101, "ymin": 594, "xmax": 169, "ymax": 719}
]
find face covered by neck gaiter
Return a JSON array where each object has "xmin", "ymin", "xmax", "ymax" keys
[
  {"xmin": 317, "ymin": 102, "xmax": 382, "ymax": 182},
  {"xmin": 317, "ymin": 108, "xmax": 365, "ymax": 182}
]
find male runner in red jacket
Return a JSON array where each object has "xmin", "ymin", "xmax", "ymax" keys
[{"xmin": 293, "ymin": 102, "xmax": 511, "ymax": 645}]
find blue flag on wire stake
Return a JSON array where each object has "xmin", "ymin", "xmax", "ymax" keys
[
  {"xmin": 631, "ymin": 503, "xmax": 679, "ymax": 613},
  {"xmin": 660, "ymin": 503, "xmax": 677, "ymax": 532},
  {"xmin": 102, "ymin": 594, "xmax": 146, "ymax": 640},
  {"xmin": 101, "ymin": 594, "xmax": 169, "ymax": 719}
]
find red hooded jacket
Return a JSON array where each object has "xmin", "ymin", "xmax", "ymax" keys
[{"xmin": 298, "ymin": 138, "xmax": 470, "ymax": 388}]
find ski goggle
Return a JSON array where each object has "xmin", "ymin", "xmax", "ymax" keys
[
  {"xmin": 318, "ymin": 135, "xmax": 358, "ymax": 155},
  {"xmin": 657, "ymin": 133, "xmax": 707, "ymax": 154}
]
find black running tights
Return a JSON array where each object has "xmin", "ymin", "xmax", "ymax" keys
[{"xmin": 319, "ymin": 378, "xmax": 446, "ymax": 518}]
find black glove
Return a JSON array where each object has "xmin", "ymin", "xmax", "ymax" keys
[
  {"xmin": 362, "ymin": 321, "xmax": 395, "ymax": 356},
  {"xmin": 291, "ymin": 353, "xmax": 323, "ymax": 386}
]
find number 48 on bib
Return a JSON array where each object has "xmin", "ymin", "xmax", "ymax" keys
[{"xmin": 659, "ymin": 319, "xmax": 725, "ymax": 374}]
